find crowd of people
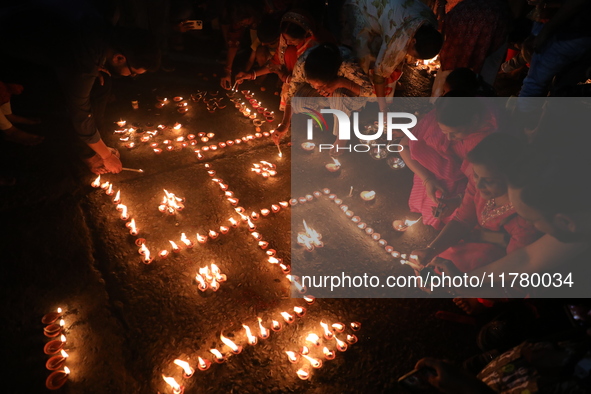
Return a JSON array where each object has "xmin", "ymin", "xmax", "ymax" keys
[{"xmin": 1, "ymin": 0, "xmax": 591, "ymax": 392}]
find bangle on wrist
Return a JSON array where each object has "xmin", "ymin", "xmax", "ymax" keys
[{"xmin": 251, "ymin": 70, "xmax": 256, "ymax": 80}]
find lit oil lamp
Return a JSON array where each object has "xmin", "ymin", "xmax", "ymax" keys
[
  {"xmin": 169, "ymin": 240, "xmax": 181, "ymax": 253},
  {"xmin": 139, "ymin": 244, "xmax": 153, "ymax": 264},
  {"xmin": 346, "ymin": 334, "xmax": 358, "ymax": 344},
  {"xmin": 360, "ymin": 190, "xmax": 376, "ymax": 202},
  {"xmin": 116, "ymin": 119, "xmax": 127, "ymax": 127},
  {"xmin": 257, "ymin": 317, "xmax": 269, "ymax": 339},
  {"xmin": 296, "ymin": 368, "xmax": 311, "ymax": 380},
  {"xmin": 126, "ymin": 219, "xmax": 139, "ymax": 236},
  {"xmin": 271, "ymin": 204, "xmax": 281, "ymax": 213},
  {"xmin": 196, "ymin": 233, "xmax": 208, "ymax": 244},
  {"xmin": 197, "ymin": 357, "xmax": 211, "ymax": 371},
  {"xmin": 210, "ymin": 349, "xmax": 225, "ymax": 363},
  {"xmin": 173, "ymin": 359, "xmax": 194, "ymax": 378},
  {"xmin": 219, "ymin": 225, "xmax": 230, "ymax": 234},
  {"xmin": 125, "ymin": 142, "xmax": 135, "ymax": 149},
  {"xmin": 332, "ymin": 323, "xmax": 345, "ymax": 333},
  {"xmin": 268, "ymin": 256, "xmax": 280, "ymax": 265},
  {"xmin": 279, "ymin": 263, "xmax": 290, "ymax": 274},
  {"xmin": 303, "ymin": 295, "xmax": 315, "ymax": 305},
  {"xmin": 280, "ymin": 312, "xmax": 294, "ymax": 324},
  {"xmin": 258, "ymin": 241, "xmax": 269, "ymax": 249},
  {"xmin": 260, "ymin": 208, "xmax": 270, "ymax": 216},
  {"xmin": 286, "ymin": 275, "xmax": 307, "ymax": 294},
  {"xmin": 113, "ymin": 190, "xmax": 121, "ymax": 204},
  {"xmin": 91, "ymin": 175, "xmax": 101, "ymax": 188},
  {"xmin": 250, "ymin": 211, "xmax": 259, "ymax": 221},
  {"xmin": 303, "ymin": 354, "xmax": 323, "ymax": 369},
  {"xmin": 251, "ymin": 232, "xmax": 262, "ymax": 241},
  {"xmin": 195, "ymin": 274, "xmax": 208, "ymax": 291},
  {"xmin": 320, "ymin": 321, "xmax": 334, "ymax": 340},
  {"xmin": 305, "ymin": 333, "xmax": 320, "ymax": 347},
  {"xmin": 271, "ymin": 320, "xmax": 282, "ymax": 331},
  {"xmin": 220, "ymin": 333, "xmax": 242, "ymax": 354},
  {"xmin": 296, "ymin": 220, "xmax": 323, "ymax": 252},
  {"xmin": 323, "ymin": 347, "xmax": 336, "ymax": 360},
  {"xmin": 42, "ymin": 308, "xmax": 63, "ymax": 325},
  {"xmin": 246, "ymin": 218, "xmax": 256, "ymax": 231},
  {"xmin": 266, "ymin": 249, "xmax": 276, "ymax": 256},
  {"xmin": 180, "ymin": 233, "xmax": 193, "ymax": 248},
  {"xmin": 325, "ymin": 157, "xmax": 341, "ymax": 173},
  {"xmin": 294, "ymin": 306, "xmax": 306, "ymax": 318},
  {"xmin": 159, "ymin": 250, "xmax": 169, "ymax": 259},
  {"xmin": 45, "ymin": 367, "xmax": 70, "ymax": 390},
  {"xmin": 44, "ymin": 334, "xmax": 67, "ymax": 355},
  {"xmin": 46, "ymin": 349, "xmax": 68, "ymax": 370},
  {"xmin": 162, "ymin": 375, "xmax": 183, "ymax": 394},
  {"xmin": 393, "ymin": 217, "xmax": 422, "ymax": 231},
  {"xmin": 208, "ymin": 230, "xmax": 219, "ymax": 240},
  {"xmin": 334, "ymin": 336, "xmax": 348, "ymax": 352},
  {"xmin": 243, "ymin": 325, "xmax": 258, "ymax": 345},
  {"xmin": 286, "ymin": 351, "xmax": 299, "ymax": 363},
  {"xmin": 301, "ymin": 142, "xmax": 315, "ymax": 151}
]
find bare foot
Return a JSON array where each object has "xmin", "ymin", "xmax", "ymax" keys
[
  {"xmin": 3, "ymin": 126, "xmax": 44, "ymax": 145},
  {"xmin": 453, "ymin": 298, "xmax": 486, "ymax": 315},
  {"xmin": 5, "ymin": 114, "xmax": 41, "ymax": 125}
]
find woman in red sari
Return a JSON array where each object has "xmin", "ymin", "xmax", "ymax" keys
[
  {"xmin": 400, "ymin": 94, "xmax": 497, "ymax": 230},
  {"xmin": 410, "ymin": 133, "xmax": 541, "ymax": 273}
]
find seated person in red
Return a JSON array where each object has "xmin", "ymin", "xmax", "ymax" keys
[
  {"xmin": 410, "ymin": 133, "xmax": 542, "ymax": 273},
  {"xmin": 400, "ymin": 94, "xmax": 497, "ymax": 230}
]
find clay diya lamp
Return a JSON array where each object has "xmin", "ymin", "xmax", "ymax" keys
[
  {"xmin": 46, "ymin": 367, "xmax": 70, "ymax": 391},
  {"xmin": 44, "ymin": 323, "xmax": 62, "ymax": 338},
  {"xmin": 325, "ymin": 158, "xmax": 341, "ymax": 174},
  {"xmin": 46, "ymin": 350, "xmax": 69, "ymax": 370},
  {"xmin": 44, "ymin": 334, "xmax": 67, "ymax": 355},
  {"xmin": 301, "ymin": 142, "xmax": 315, "ymax": 151},
  {"xmin": 42, "ymin": 308, "xmax": 63, "ymax": 325}
]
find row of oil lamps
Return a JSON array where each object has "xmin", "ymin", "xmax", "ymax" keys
[{"xmin": 42, "ymin": 308, "xmax": 71, "ymax": 390}]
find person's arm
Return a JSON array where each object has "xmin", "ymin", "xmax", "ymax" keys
[
  {"xmin": 272, "ymin": 104, "xmax": 291, "ymax": 145},
  {"xmin": 399, "ymin": 137, "xmax": 447, "ymax": 203}
]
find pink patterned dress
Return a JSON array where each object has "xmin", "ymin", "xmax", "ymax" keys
[
  {"xmin": 408, "ymin": 108, "xmax": 497, "ymax": 229},
  {"xmin": 438, "ymin": 177, "xmax": 542, "ymax": 272}
]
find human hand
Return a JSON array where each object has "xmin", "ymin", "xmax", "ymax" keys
[
  {"xmin": 102, "ymin": 153, "xmax": 123, "ymax": 174},
  {"xmin": 432, "ymin": 195, "xmax": 461, "ymax": 219},
  {"xmin": 425, "ymin": 178, "xmax": 446, "ymax": 204},
  {"xmin": 409, "ymin": 248, "xmax": 437, "ymax": 270},
  {"xmin": 272, "ymin": 123, "xmax": 288, "ymax": 145},
  {"xmin": 220, "ymin": 74, "xmax": 232, "ymax": 90},
  {"xmin": 235, "ymin": 71, "xmax": 250, "ymax": 84},
  {"xmin": 427, "ymin": 257, "xmax": 461, "ymax": 277},
  {"xmin": 414, "ymin": 358, "xmax": 493, "ymax": 394},
  {"xmin": 176, "ymin": 21, "xmax": 194, "ymax": 33}
]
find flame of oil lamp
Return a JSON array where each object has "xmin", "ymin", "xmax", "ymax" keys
[
  {"xmin": 169, "ymin": 240, "xmax": 181, "ymax": 253},
  {"xmin": 173, "ymin": 123, "xmax": 182, "ymax": 130},
  {"xmin": 268, "ymin": 256, "xmax": 279, "ymax": 264},
  {"xmin": 305, "ymin": 333, "xmax": 321, "ymax": 348},
  {"xmin": 335, "ymin": 336, "xmax": 348, "ymax": 352},
  {"xmin": 286, "ymin": 351, "xmax": 299, "ymax": 363},
  {"xmin": 220, "ymin": 184, "xmax": 230, "ymax": 191},
  {"xmin": 100, "ymin": 181, "xmax": 110, "ymax": 190},
  {"xmin": 266, "ymin": 249, "xmax": 276, "ymax": 256},
  {"xmin": 117, "ymin": 204, "xmax": 129, "ymax": 220},
  {"xmin": 301, "ymin": 346, "xmax": 309, "ymax": 354},
  {"xmin": 126, "ymin": 219, "xmax": 138, "ymax": 236},
  {"xmin": 294, "ymin": 306, "xmax": 306, "ymax": 318},
  {"xmin": 113, "ymin": 190, "xmax": 121, "ymax": 204},
  {"xmin": 296, "ymin": 368, "xmax": 310, "ymax": 380},
  {"xmin": 195, "ymin": 151, "xmax": 203, "ymax": 159},
  {"xmin": 323, "ymin": 347, "xmax": 336, "ymax": 360},
  {"xmin": 197, "ymin": 357, "xmax": 211, "ymax": 371},
  {"xmin": 208, "ymin": 230, "xmax": 219, "ymax": 239},
  {"xmin": 346, "ymin": 334, "xmax": 358, "ymax": 344},
  {"xmin": 302, "ymin": 355, "xmax": 323, "ymax": 369},
  {"xmin": 296, "ymin": 220, "xmax": 323, "ymax": 251},
  {"xmin": 199, "ymin": 266, "xmax": 213, "ymax": 282},
  {"xmin": 228, "ymin": 217, "xmax": 238, "ymax": 228},
  {"xmin": 301, "ymin": 141, "xmax": 315, "ymax": 151},
  {"xmin": 116, "ymin": 119, "xmax": 127, "ymax": 127},
  {"xmin": 45, "ymin": 366, "xmax": 70, "ymax": 391},
  {"xmin": 219, "ymin": 225, "xmax": 230, "ymax": 234},
  {"xmin": 180, "ymin": 233, "xmax": 193, "ymax": 248},
  {"xmin": 320, "ymin": 321, "xmax": 334, "ymax": 340},
  {"xmin": 154, "ymin": 148, "xmax": 163, "ymax": 154},
  {"xmin": 210, "ymin": 349, "xmax": 225, "ymax": 363},
  {"xmin": 210, "ymin": 276, "xmax": 219, "ymax": 291},
  {"xmin": 162, "ymin": 375, "xmax": 183, "ymax": 394},
  {"xmin": 250, "ymin": 211, "xmax": 259, "ymax": 221},
  {"xmin": 251, "ymin": 232, "xmax": 262, "ymax": 241},
  {"xmin": 271, "ymin": 204, "xmax": 280, "ymax": 213},
  {"xmin": 225, "ymin": 191, "xmax": 234, "ymax": 197},
  {"xmin": 196, "ymin": 233, "xmax": 207, "ymax": 244},
  {"xmin": 195, "ymin": 274, "xmax": 208, "ymax": 291},
  {"xmin": 280, "ymin": 312, "xmax": 294, "ymax": 324},
  {"xmin": 303, "ymin": 295, "xmax": 315, "ymax": 305},
  {"xmin": 44, "ymin": 334, "xmax": 67, "ymax": 355},
  {"xmin": 246, "ymin": 218, "xmax": 256, "ymax": 231},
  {"xmin": 257, "ymin": 317, "xmax": 269, "ymax": 339},
  {"xmin": 331, "ymin": 323, "xmax": 345, "ymax": 332},
  {"xmin": 220, "ymin": 333, "xmax": 242, "ymax": 354},
  {"xmin": 91, "ymin": 175, "xmax": 101, "ymax": 188},
  {"xmin": 159, "ymin": 250, "xmax": 169, "ymax": 259},
  {"xmin": 243, "ymin": 325, "xmax": 258, "ymax": 345},
  {"xmin": 258, "ymin": 241, "xmax": 268, "ymax": 249},
  {"xmin": 271, "ymin": 320, "xmax": 282, "ymax": 331},
  {"xmin": 393, "ymin": 217, "xmax": 422, "ymax": 231},
  {"xmin": 325, "ymin": 157, "xmax": 341, "ymax": 172},
  {"xmin": 260, "ymin": 208, "xmax": 270, "ymax": 216},
  {"xmin": 173, "ymin": 359, "xmax": 194, "ymax": 378},
  {"xmin": 210, "ymin": 264, "xmax": 226, "ymax": 282}
]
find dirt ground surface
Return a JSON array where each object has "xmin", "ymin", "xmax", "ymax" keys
[{"xmin": 0, "ymin": 33, "xmax": 536, "ymax": 394}]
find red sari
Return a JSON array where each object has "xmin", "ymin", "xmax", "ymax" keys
[
  {"xmin": 438, "ymin": 177, "xmax": 542, "ymax": 272},
  {"xmin": 408, "ymin": 108, "xmax": 497, "ymax": 229}
]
